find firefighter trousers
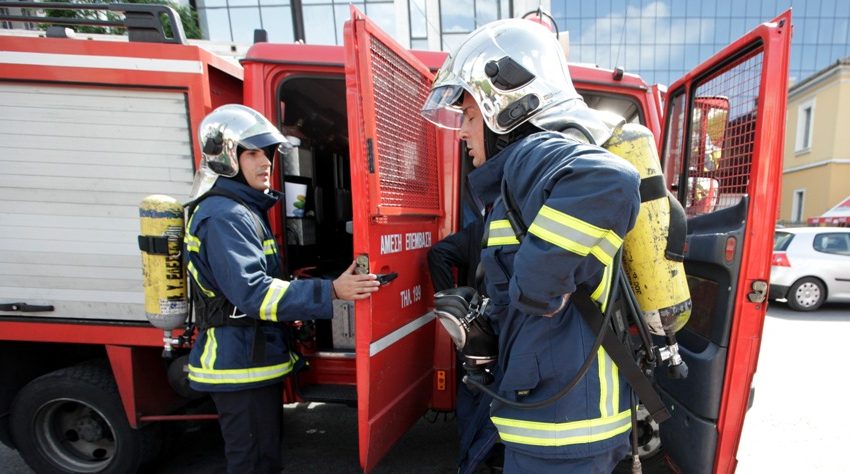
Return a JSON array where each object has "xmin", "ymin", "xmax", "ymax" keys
[
  {"xmin": 211, "ymin": 383, "xmax": 283, "ymax": 474},
  {"xmin": 503, "ymin": 440, "xmax": 629, "ymax": 474}
]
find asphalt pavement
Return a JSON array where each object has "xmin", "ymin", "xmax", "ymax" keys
[
  {"xmin": 3, "ymin": 301, "xmax": 850, "ymax": 473},
  {"xmin": 1, "ymin": 401, "xmax": 458, "ymax": 473}
]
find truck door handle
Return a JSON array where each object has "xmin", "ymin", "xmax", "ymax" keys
[
  {"xmin": 0, "ymin": 302, "xmax": 56, "ymax": 312},
  {"xmin": 376, "ymin": 272, "xmax": 398, "ymax": 285}
]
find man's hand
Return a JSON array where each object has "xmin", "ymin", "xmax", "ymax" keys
[{"xmin": 332, "ymin": 261, "xmax": 381, "ymax": 300}]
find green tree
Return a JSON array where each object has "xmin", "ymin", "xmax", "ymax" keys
[{"xmin": 41, "ymin": 0, "xmax": 201, "ymax": 40}]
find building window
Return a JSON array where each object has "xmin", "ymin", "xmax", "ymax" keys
[
  {"xmin": 439, "ymin": 0, "xmax": 501, "ymax": 50},
  {"xmin": 408, "ymin": 0, "xmax": 427, "ymax": 46},
  {"xmin": 795, "ymin": 99, "xmax": 815, "ymax": 153},
  {"xmin": 792, "ymin": 189, "xmax": 805, "ymax": 223}
]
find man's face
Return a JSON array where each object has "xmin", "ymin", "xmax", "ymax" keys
[
  {"xmin": 239, "ymin": 148, "xmax": 272, "ymax": 191},
  {"xmin": 459, "ymin": 93, "xmax": 487, "ymax": 168}
]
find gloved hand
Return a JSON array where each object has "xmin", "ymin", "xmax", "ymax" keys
[
  {"xmin": 434, "ymin": 287, "xmax": 479, "ymax": 321},
  {"xmin": 434, "ymin": 287, "xmax": 497, "ymax": 362},
  {"xmin": 434, "ymin": 287, "xmax": 480, "ymax": 350}
]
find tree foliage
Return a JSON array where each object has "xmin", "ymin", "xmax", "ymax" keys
[{"xmin": 41, "ymin": 0, "xmax": 201, "ymax": 40}]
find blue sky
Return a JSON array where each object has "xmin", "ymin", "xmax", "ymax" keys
[{"xmin": 551, "ymin": 0, "xmax": 850, "ymax": 85}]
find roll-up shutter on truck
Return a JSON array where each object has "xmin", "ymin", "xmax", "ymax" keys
[{"xmin": 0, "ymin": 83, "xmax": 193, "ymax": 322}]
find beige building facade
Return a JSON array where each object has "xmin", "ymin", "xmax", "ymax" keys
[{"xmin": 779, "ymin": 58, "xmax": 850, "ymax": 225}]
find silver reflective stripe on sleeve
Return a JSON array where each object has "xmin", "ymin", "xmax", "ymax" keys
[{"xmin": 528, "ymin": 205, "xmax": 622, "ymax": 266}]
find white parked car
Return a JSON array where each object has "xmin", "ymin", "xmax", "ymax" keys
[{"xmin": 770, "ymin": 227, "xmax": 850, "ymax": 311}]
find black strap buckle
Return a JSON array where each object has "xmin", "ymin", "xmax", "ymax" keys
[{"xmin": 138, "ymin": 235, "xmax": 180, "ymax": 256}]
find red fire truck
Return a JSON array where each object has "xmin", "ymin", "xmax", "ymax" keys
[{"xmin": 0, "ymin": 3, "xmax": 791, "ymax": 473}]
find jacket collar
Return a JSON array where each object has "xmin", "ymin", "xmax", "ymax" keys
[
  {"xmin": 213, "ymin": 178, "xmax": 280, "ymax": 212},
  {"xmin": 465, "ymin": 144, "xmax": 513, "ymax": 214}
]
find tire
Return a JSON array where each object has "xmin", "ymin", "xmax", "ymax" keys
[
  {"xmin": 787, "ymin": 277, "xmax": 826, "ymax": 311},
  {"xmin": 9, "ymin": 361, "xmax": 151, "ymax": 473}
]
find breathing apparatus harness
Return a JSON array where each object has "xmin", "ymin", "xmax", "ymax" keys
[
  {"xmin": 184, "ymin": 187, "xmax": 276, "ymax": 364},
  {"xmin": 433, "ymin": 162, "xmax": 675, "ymax": 425}
]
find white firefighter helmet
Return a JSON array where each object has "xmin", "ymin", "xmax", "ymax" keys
[
  {"xmin": 189, "ymin": 104, "xmax": 289, "ymax": 200},
  {"xmin": 421, "ymin": 19, "xmax": 581, "ymax": 135}
]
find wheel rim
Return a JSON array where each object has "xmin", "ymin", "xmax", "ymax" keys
[
  {"xmin": 33, "ymin": 398, "xmax": 117, "ymax": 473},
  {"xmin": 794, "ymin": 282, "xmax": 822, "ymax": 308},
  {"xmin": 635, "ymin": 405, "xmax": 661, "ymax": 458}
]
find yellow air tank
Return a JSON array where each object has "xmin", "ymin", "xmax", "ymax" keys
[
  {"xmin": 139, "ymin": 195, "xmax": 188, "ymax": 331},
  {"xmin": 605, "ymin": 124, "xmax": 691, "ymax": 335}
]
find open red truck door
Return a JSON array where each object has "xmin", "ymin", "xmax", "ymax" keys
[
  {"xmin": 343, "ymin": 7, "xmax": 444, "ymax": 471},
  {"xmin": 658, "ymin": 11, "xmax": 791, "ymax": 473}
]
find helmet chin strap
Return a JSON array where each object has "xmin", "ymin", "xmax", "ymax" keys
[{"xmin": 483, "ymin": 120, "xmax": 544, "ymax": 159}]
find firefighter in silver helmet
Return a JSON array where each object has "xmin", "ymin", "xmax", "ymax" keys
[
  {"xmin": 185, "ymin": 104, "xmax": 381, "ymax": 473},
  {"xmin": 423, "ymin": 20, "xmax": 641, "ymax": 473}
]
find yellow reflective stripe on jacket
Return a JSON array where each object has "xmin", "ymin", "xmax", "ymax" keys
[
  {"xmin": 187, "ymin": 261, "xmax": 215, "ymax": 297},
  {"xmin": 201, "ymin": 327, "xmax": 218, "ymax": 369},
  {"xmin": 187, "ymin": 355, "xmax": 298, "ymax": 384},
  {"xmin": 590, "ymin": 264, "xmax": 612, "ymax": 310},
  {"xmin": 488, "ymin": 220, "xmax": 520, "ymax": 246},
  {"xmin": 492, "ymin": 409, "xmax": 631, "ymax": 447},
  {"xmin": 263, "ymin": 239, "xmax": 277, "ymax": 255},
  {"xmin": 528, "ymin": 205, "xmax": 623, "ymax": 266},
  {"xmin": 184, "ymin": 204, "xmax": 201, "ymax": 252},
  {"xmin": 185, "ymin": 234, "xmax": 201, "ymax": 253},
  {"xmin": 259, "ymin": 279, "xmax": 290, "ymax": 322},
  {"xmin": 597, "ymin": 347, "xmax": 619, "ymax": 417}
]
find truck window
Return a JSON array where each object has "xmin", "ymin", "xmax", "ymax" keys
[{"xmin": 579, "ymin": 90, "xmax": 644, "ymax": 124}]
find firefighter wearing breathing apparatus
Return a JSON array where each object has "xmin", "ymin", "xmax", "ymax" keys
[
  {"xmin": 423, "ymin": 20, "xmax": 643, "ymax": 472},
  {"xmin": 184, "ymin": 104, "xmax": 380, "ymax": 473}
]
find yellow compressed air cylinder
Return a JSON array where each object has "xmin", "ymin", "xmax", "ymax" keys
[
  {"xmin": 139, "ymin": 195, "xmax": 188, "ymax": 330},
  {"xmin": 605, "ymin": 124, "xmax": 691, "ymax": 335}
]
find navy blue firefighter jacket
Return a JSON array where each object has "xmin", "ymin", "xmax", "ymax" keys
[
  {"xmin": 469, "ymin": 131, "xmax": 641, "ymax": 459},
  {"xmin": 184, "ymin": 178, "xmax": 333, "ymax": 392}
]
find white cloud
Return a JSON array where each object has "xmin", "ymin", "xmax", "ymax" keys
[{"xmin": 575, "ymin": 1, "xmax": 713, "ymax": 74}]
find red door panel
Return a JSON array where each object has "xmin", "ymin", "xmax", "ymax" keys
[
  {"xmin": 659, "ymin": 11, "xmax": 791, "ymax": 474},
  {"xmin": 343, "ymin": 6, "xmax": 442, "ymax": 472}
]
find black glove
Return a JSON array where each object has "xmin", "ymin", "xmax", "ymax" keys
[
  {"xmin": 433, "ymin": 287, "xmax": 497, "ymax": 361},
  {"xmin": 434, "ymin": 287, "xmax": 479, "ymax": 321}
]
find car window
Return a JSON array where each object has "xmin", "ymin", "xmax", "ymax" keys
[
  {"xmin": 774, "ymin": 231, "xmax": 793, "ymax": 251},
  {"xmin": 813, "ymin": 232, "xmax": 850, "ymax": 255}
]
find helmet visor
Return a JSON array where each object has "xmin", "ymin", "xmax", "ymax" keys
[
  {"xmin": 241, "ymin": 130, "xmax": 288, "ymax": 152},
  {"xmin": 420, "ymin": 84, "xmax": 464, "ymax": 130}
]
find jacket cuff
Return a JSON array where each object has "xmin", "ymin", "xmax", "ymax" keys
[{"xmin": 315, "ymin": 279, "xmax": 335, "ymax": 320}]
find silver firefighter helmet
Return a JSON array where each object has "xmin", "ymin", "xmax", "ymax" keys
[
  {"xmin": 189, "ymin": 104, "xmax": 288, "ymax": 200},
  {"xmin": 421, "ymin": 19, "xmax": 581, "ymax": 135}
]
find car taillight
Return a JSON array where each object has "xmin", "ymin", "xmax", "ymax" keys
[{"xmin": 771, "ymin": 252, "xmax": 790, "ymax": 267}]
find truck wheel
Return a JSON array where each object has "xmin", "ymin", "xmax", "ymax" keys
[
  {"xmin": 633, "ymin": 404, "xmax": 661, "ymax": 458},
  {"xmin": 9, "ymin": 361, "xmax": 151, "ymax": 473},
  {"xmin": 787, "ymin": 277, "xmax": 825, "ymax": 311}
]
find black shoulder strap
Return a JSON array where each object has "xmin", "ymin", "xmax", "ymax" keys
[
  {"xmin": 572, "ymin": 287, "xmax": 671, "ymax": 424},
  {"xmin": 187, "ymin": 188, "xmax": 268, "ymax": 242},
  {"xmin": 501, "ymin": 178, "xmax": 528, "ymax": 243}
]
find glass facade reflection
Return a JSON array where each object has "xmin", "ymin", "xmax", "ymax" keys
[
  {"xmin": 550, "ymin": 0, "xmax": 850, "ymax": 86},
  {"xmin": 192, "ymin": 0, "xmax": 848, "ymax": 85}
]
